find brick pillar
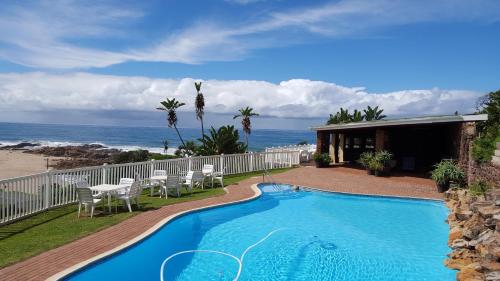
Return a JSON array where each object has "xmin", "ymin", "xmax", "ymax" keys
[
  {"xmin": 375, "ymin": 129, "xmax": 386, "ymax": 151},
  {"xmin": 330, "ymin": 133, "xmax": 337, "ymax": 163},
  {"xmin": 316, "ymin": 131, "xmax": 330, "ymax": 154}
]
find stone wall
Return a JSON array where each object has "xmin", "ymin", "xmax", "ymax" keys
[
  {"xmin": 445, "ymin": 189, "xmax": 500, "ymax": 281},
  {"xmin": 469, "ymin": 162, "xmax": 500, "ymax": 189}
]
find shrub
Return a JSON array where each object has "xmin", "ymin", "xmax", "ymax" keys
[
  {"xmin": 375, "ymin": 150, "xmax": 393, "ymax": 165},
  {"xmin": 358, "ymin": 151, "xmax": 374, "ymax": 168},
  {"xmin": 313, "ymin": 152, "xmax": 331, "ymax": 166},
  {"xmin": 469, "ymin": 180, "xmax": 490, "ymax": 198},
  {"xmin": 430, "ymin": 159, "xmax": 465, "ymax": 186},
  {"xmin": 368, "ymin": 157, "xmax": 384, "ymax": 172},
  {"xmin": 112, "ymin": 150, "xmax": 150, "ymax": 164},
  {"xmin": 472, "ymin": 132, "xmax": 497, "ymax": 162}
]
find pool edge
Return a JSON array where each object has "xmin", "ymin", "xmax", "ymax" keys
[
  {"xmin": 47, "ymin": 184, "xmax": 263, "ymax": 281},
  {"xmin": 297, "ymin": 185, "xmax": 444, "ymax": 202}
]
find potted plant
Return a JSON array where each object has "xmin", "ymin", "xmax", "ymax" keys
[
  {"xmin": 313, "ymin": 152, "xmax": 331, "ymax": 168},
  {"xmin": 430, "ymin": 159, "xmax": 465, "ymax": 192},
  {"xmin": 376, "ymin": 150, "xmax": 393, "ymax": 175},
  {"xmin": 368, "ymin": 157, "xmax": 384, "ymax": 176},
  {"xmin": 358, "ymin": 151, "xmax": 374, "ymax": 174}
]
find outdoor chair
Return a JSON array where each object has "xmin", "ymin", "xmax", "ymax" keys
[
  {"xmin": 116, "ymin": 181, "xmax": 143, "ymax": 212},
  {"xmin": 201, "ymin": 164, "xmax": 215, "ymax": 188},
  {"xmin": 76, "ymin": 180, "xmax": 102, "ymax": 199},
  {"xmin": 213, "ymin": 168, "xmax": 225, "ymax": 188},
  {"xmin": 181, "ymin": 171, "xmax": 204, "ymax": 192},
  {"xmin": 161, "ymin": 175, "xmax": 181, "ymax": 198},
  {"xmin": 149, "ymin": 170, "xmax": 167, "ymax": 196},
  {"xmin": 76, "ymin": 187, "xmax": 102, "ymax": 218}
]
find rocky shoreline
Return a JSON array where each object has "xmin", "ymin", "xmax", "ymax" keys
[
  {"xmin": 445, "ymin": 188, "xmax": 500, "ymax": 281},
  {"xmin": 0, "ymin": 143, "xmax": 121, "ymax": 169}
]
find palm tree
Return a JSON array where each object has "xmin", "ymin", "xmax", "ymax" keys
[
  {"xmin": 194, "ymin": 82, "xmax": 205, "ymax": 138},
  {"xmin": 363, "ymin": 106, "xmax": 387, "ymax": 121},
  {"xmin": 197, "ymin": 125, "xmax": 247, "ymax": 155},
  {"xmin": 351, "ymin": 109, "xmax": 364, "ymax": 122},
  {"xmin": 233, "ymin": 106, "xmax": 259, "ymax": 150},
  {"xmin": 156, "ymin": 98, "xmax": 186, "ymax": 147},
  {"xmin": 326, "ymin": 108, "xmax": 352, "ymax": 124}
]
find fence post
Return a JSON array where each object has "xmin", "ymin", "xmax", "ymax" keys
[
  {"xmin": 271, "ymin": 152, "xmax": 274, "ymax": 170},
  {"xmin": 150, "ymin": 159, "xmax": 155, "ymax": 177},
  {"xmin": 188, "ymin": 157, "xmax": 192, "ymax": 172},
  {"xmin": 44, "ymin": 168, "xmax": 52, "ymax": 209},
  {"xmin": 220, "ymin": 154, "xmax": 224, "ymax": 173},
  {"xmin": 102, "ymin": 163, "xmax": 108, "ymax": 184},
  {"xmin": 249, "ymin": 152, "xmax": 254, "ymax": 172}
]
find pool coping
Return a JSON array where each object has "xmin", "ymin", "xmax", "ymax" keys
[
  {"xmin": 299, "ymin": 185, "xmax": 444, "ymax": 202},
  {"xmin": 47, "ymin": 184, "xmax": 263, "ymax": 281}
]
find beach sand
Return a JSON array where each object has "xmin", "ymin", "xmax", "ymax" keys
[{"xmin": 0, "ymin": 150, "xmax": 64, "ymax": 180}]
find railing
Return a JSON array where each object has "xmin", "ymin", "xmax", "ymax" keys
[
  {"xmin": 0, "ymin": 151, "xmax": 300, "ymax": 225},
  {"xmin": 265, "ymin": 144, "xmax": 316, "ymax": 162}
]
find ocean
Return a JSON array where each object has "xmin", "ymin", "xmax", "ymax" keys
[{"xmin": 0, "ymin": 122, "xmax": 315, "ymax": 153}]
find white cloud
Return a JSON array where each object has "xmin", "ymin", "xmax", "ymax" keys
[
  {"xmin": 0, "ymin": 72, "xmax": 481, "ymax": 119},
  {"xmin": 0, "ymin": 0, "xmax": 499, "ymax": 68}
]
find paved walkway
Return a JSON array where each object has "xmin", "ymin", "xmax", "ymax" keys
[{"xmin": 0, "ymin": 166, "xmax": 440, "ymax": 281}]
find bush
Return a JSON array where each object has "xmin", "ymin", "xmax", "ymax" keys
[
  {"xmin": 358, "ymin": 152, "xmax": 374, "ymax": 168},
  {"xmin": 112, "ymin": 150, "xmax": 150, "ymax": 164},
  {"xmin": 430, "ymin": 159, "xmax": 465, "ymax": 186},
  {"xmin": 472, "ymin": 131, "xmax": 498, "ymax": 162},
  {"xmin": 368, "ymin": 157, "xmax": 384, "ymax": 172},
  {"xmin": 469, "ymin": 180, "xmax": 490, "ymax": 197},
  {"xmin": 313, "ymin": 152, "xmax": 331, "ymax": 166}
]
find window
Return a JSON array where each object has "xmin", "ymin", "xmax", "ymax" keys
[
  {"xmin": 366, "ymin": 138, "xmax": 374, "ymax": 149},
  {"xmin": 353, "ymin": 138, "xmax": 361, "ymax": 149}
]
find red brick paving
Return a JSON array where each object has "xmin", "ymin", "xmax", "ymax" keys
[{"xmin": 0, "ymin": 166, "xmax": 441, "ymax": 281}]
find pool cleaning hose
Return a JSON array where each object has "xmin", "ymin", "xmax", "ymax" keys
[{"xmin": 160, "ymin": 228, "xmax": 286, "ymax": 281}]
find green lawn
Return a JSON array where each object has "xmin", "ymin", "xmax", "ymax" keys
[{"xmin": 0, "ymin": 168, "xmax": 292, "ymax": 268}]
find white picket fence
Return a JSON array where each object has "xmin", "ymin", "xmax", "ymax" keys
[
  {"xmin": 0, "ymin": 151, "xmax": 299, "ymax": 225},
  {"xmin": 265, "ymin": 144, "xmax": 316, "ymax": 162}
]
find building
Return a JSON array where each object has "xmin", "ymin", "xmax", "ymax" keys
[{"xmin": 312, "ymin": 114, "xmax": 488, "ymax": 172}]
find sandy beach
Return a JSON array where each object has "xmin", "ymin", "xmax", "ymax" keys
[{"xmin": 0, "ymin": 150, "xmax": 64, "ymax": 180}]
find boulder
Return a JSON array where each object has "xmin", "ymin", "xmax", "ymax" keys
[
  {"xmin": 456, "ymin": 210, "xmax": 473, "ymax": 221},
  {"xmin": 481, "ymin": 261, "xmax": 500, "ymax": 272},
  {"xmin": 486, "ymin": 271, "xmax": 500, "ymax": 281},
  {"xmin": 469, "ymin": 230, "xmax": 496, "ymax": 248},
  {"xmin": 446, "ymin": 249, "xmax": 480, "ymax": 270},
  {"xmin": 463, "ymin": 214, "xmax": 486, "ymax": 240},
  {"xmin": 457, "ymin": 263, "xmax": 484, "ymax": 281},
  {"xmin": 449, "ymin": 227, "xmax": 463, "ymax": 246},
  {"xmin": 451, "ymin": 239, "xmax": 470, "ymax": 250}
]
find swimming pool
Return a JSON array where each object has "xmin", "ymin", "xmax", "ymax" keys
[{"xmin": 64, "ymin": 184, "xmax": 454, "ymax": 280}]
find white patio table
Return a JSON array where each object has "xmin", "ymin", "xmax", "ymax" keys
[
  {"xmin": 89, "ymin": 184, "xmax": 130, "ymax": 213},
  {"xmin": 150, "ymin": 175, "xmax": 169, "ymax": 197}
]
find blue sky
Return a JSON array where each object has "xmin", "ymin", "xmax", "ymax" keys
[{"xmin": 0, "ymin": 0, "xmax": 499, "ymax": 129}]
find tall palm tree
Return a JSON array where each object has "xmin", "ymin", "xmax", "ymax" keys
[
  {"xmin": 326, "ymin": 107, "xmax": 353, "ymax": 124},
  {"xmin": 363, "ymin": 106, "xmax": 387, "ymax": 121},
  {"xmin": 233, "ymin": 106, "xmax": 259, "ymax": 150},
  {"xmin": 194, "ymin": 82, "xmax": 205, "ymax": 138},
  {"xmin": 156, "ymin": 98, "xmax": 186, "ymax": 147}
]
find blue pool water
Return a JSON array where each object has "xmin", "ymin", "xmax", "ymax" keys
[{"xmin": 65, "ymin": 184, "xmax": 454, "ymax": 281}]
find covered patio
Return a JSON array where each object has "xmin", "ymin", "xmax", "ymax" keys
[{"xmin": 312, "ymin": 114, "xmax": 488, "ymax": 172}]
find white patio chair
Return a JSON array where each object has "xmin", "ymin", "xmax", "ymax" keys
[
  {"xmin": 150, "ymin": 170, "xmax": 167, "ymax": 196},
  {"xmin": 76, "ymin": 187, "xmax": 102, "ymax": 218},
  {"xmin": 76, "ymin": 180, "xmax": 102, "ymax": 199},
  {"xmin": 201, "ymin": 164, "xmax": 215, "ymax": 188},
  {"xmin": 161, "ymin": 175, "xmax": 181, "ymax": 198},
  {"xmin": 116, "ymin": 181, "xmax": 143, "ymax": 212},
  {"xmin": 213, "ymin": 168, "xmax": 225, "ymax": 188},
  {"xmin": 181, "ymin": 171, "xmax": 204, "ymax": 192}
]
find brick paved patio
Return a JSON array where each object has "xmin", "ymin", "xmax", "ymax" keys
[{"xmin": 0, "ymin": 166, "xmax": 441, "ymax": 281}]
